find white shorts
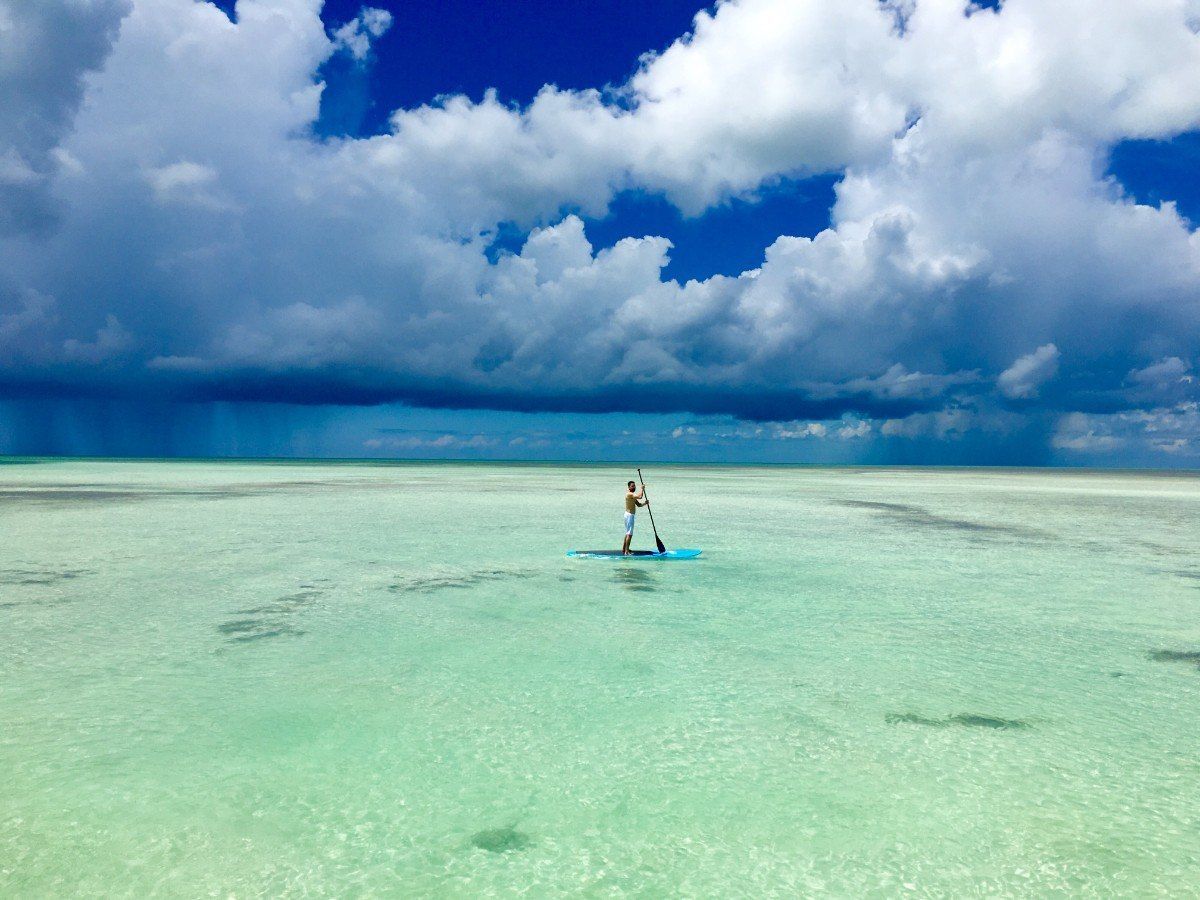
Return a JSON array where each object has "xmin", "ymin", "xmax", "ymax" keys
[{"xmin": 624, "ymin": 512, "xmax": 635, "ymax": 536}]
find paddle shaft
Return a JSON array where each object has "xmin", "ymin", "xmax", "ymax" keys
[{"xmin": 636, "ymin": 468, "xmax": 667, "ymax": 553}]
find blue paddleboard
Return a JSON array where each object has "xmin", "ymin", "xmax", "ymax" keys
[{"xmin": 566, "ymin": 548, "xmax": 702, "ymax": 560}]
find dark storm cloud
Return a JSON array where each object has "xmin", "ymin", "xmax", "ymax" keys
[
  {"xmin": 0, "ymin": 364, "xmax": 936, "ymax": 422},
  {"xmin": 0, "ymin": 0, "xmax": 129, "ymax": 235}
]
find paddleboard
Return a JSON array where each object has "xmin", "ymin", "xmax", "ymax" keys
[{"xmin": 566, "ymin": 548, "xmax": 702, "ymax": 560}]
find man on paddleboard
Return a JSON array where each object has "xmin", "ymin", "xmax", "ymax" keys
[{"xmin": 623, "ymin": 480, "xmax": 647, "ymax": 555}]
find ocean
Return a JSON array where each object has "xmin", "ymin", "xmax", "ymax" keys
[{"xmin": 2, "ymin": 459, "xmax": 1198, "ymax": 895}]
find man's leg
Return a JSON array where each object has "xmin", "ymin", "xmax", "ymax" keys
[{"xmin": 622, "ymin": 532, "xmax": 631, "ymax": 554}]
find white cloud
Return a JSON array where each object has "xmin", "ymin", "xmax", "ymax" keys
[
  {"xmin": 771, "ymin": 422, "xmax": 827, "ymax": 439},
  {"xmin": 837, "ymin": 419, "xmax": 872, "ymax": 440},
  {"xmin": 1052, "ymin": 403, "xmax": 1200, "ymax": 457},
  {"xmin": 2, "ymin": 0, "xmax": 1200, "ymax": 458},
  {"xmin": 998, "ymin": 344, "xmax": 1060, "ymax": 399},
  {"xmin": 1128, "ymin": 356, "xmax": 1192, "ymax": 387},
  {"xmin": 665, "ymin": 417, "xmax": 839, "ymax": 445},
  {"xmin": 840, "ymin": 363, "xmax": 980, "ymax": 401},
  {"xmin": 50, "ymin": 146, "xmax": 84, "ymax": 176},
  {"xmin": 880, "ymin": 404, "xmax": 1024, "ymax": 440},
  {"xmin": 145, "ymin": 161, "xmax": 235, "ymax": 210},
  {"xmin": 331, "ymin": 6, "xmax": 392, "ymax": 61},
  {"xmin": 1052, "ymin": 413, "xmax": 1123, "ymax": 452},
  {"xmin": 365, "ymin": 431, "xmax": 497, "ymax": 452}
]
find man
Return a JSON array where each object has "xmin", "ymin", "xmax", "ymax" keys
[{"xmin": 623, "ymin": 479, "xmax": 647, "ymax": 555}]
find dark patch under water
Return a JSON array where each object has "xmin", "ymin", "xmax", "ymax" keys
[
  {"xmin": 390, "ymin": 569, "xmax": 534, "ymax": 593},
  {"xmin": 0, "ymin": 487, "xmax": 260, "ymax": 506},
  {"xmin": 218, "ymin": 619, "xmax": 306, "ymax": 643},
  {"xmin": 1149, "ymin": 649, "xmax": 1200, "ymax": 669},
  {"xmin": 218, "ymin": 589, "xmax": 321, "ymax": 644},
  {"xmin": 1132, "ymin": 538, "xmax": 1192, "ymax": 559},
  {"xmin": 886, "ymin": 713, "xmax": 946, "ymax": 727},
  {"xmin": 218, "ymin": 619, "xmax": 275, "ymax": 635},
  {"xmin": 612, "ymin": 568, "xmax": 658, "ymax": 593},
  {"xmin": 840, "ymin": 500, "xmax": 1047, "ymax": 540},
  {"xmin": 226, "ymin": 627, "xmax": 305, "ymax": 643},
  {"xmin": 886, "ymin": 712, "xmax": 1030, "ymax": 729},
  {"xmin": 0, "ymin": 567, "xmax": 95, "ymax": 586},
  {"xmin": 0, "ymin": 489, "xmax": 147, "ymax": 504},
  {"xmin": 470, "ymin": 825, "xmax": 532, "ymax": 853},
  {"xmin": 235, "ymin": 590, "xmax": 322, "ymax": 616}
]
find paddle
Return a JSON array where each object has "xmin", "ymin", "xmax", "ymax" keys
[{"xmin": 637, "ymin": 467, "xmax": 668, "ymax": 554}]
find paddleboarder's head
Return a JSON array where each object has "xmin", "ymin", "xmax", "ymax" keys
[{"xmin": 627, "ymin": 481, "xmax": 636, "ymax": 491}]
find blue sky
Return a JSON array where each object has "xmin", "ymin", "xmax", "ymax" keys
[
  {"xmin": 298, "ymin": 0, "xmax": 843, "ymax": 284},
  {"xmin": 2, "ymin": 0, "xmax": 1199, "ymax": 465},
  {"xmin": 305, "ymin": 0, "xmax": 708, "ymax": 127}
]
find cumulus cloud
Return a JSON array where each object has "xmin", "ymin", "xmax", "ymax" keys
[
  {"xmin": 1052, "ymin": 412, "xmax": 1124, "ymax": 453},
  {"xmin": 364, "ymin": 430, "xmax": 497, "ymax": 452},
  {"xmin": 2, "ymin": 0, "xmax": 1200, "ymax": 461},
  {"xmin": 145, "ymin": 161, "xmax": 235, "ymax": 210},
  {"xmin": 773, "ymin": 422, "xmax": 827, "ymax": 439},
  {"xmin": 837, "ymin": 419, "xmax": 872, "ymax": 440},
  {"xmin": 62, "ymin": 315, "xmax": 133, "ymax": 364},
  {"xmin": 667, "ymin": 416, "xmax": 845, "ymax": 446},
  {"xmin": 0, "ymin": 289, "xmax": 56, "ymax": 352},
  {"xmin": 1053, "ymin": 404, "xmax": 1200, "ymax": 458},
  {"xmin": 330, "ymin": 6, "xmax": 391, "ymax": 61},
  {"xmin": 1129, "ymin": 356, "xmax": 1190, "ymax": 385},
  {"xmin": 998, "ymin": 344, "xmax": 1060, "ymax": 399}
]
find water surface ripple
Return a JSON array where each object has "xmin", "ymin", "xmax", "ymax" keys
[{"xmin": 2, "ymin": 461, "xmax": 1198, "ymax": 895}]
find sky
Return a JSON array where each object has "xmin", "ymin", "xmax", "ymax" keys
[{"xmin": 1, "ymin": 0, "xmax": 1199, "ymax": 465}]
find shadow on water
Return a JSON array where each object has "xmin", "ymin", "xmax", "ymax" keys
[
  {"xmin": 0, "ymin": 488, "xmax": 263, "ymax": 507},
  {"xmin": 886, "ymin": 712, "xmax": 1030, "ymax": 729},
  {"xmin": 218, "ymin": 589, "xmax": 321, "ymax": 644},
  {"xmin": 234, "ymin": 589, "xmax": 321, "ymax": 616},
  {"xmin": 389, "ymin": 568, "xmax": 534, "ymax": 594},
  {"xmin": 0, "ymin": 567, "xmax": 95, "ymax": 586},
  {"xmin": 220, "ymin": 624, "xmax": 305, "ymax": 642},
  {"xmin": 612, "ymin": 568, "xmax": 658, "ymax": 593},
  {"xmin": 840, "ymin": 500, "xmax": 1048, "ymax": 541},
  {"xmin": 1149, "ymin": 649, "xmax": 1200, "ymax": 671},
  {"xmin": 470, "ymin": 825, "xmax": 533, "ymax": 853},
  {"xmin": 0, "ymin": 567, "xmax": 95, "ymax": 608},
  {"xmin": 0, "ymin": 479, "xmax": 462, "ymax": 508}
]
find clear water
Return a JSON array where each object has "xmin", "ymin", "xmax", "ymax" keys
[{"xmin": 2, "ymin": 459, "xmax": 1198, "ymax": 896}]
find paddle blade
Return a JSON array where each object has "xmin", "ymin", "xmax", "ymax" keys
[{"xmin": 655, "ymin": 535, "xmax": 667, "ymax": 554}]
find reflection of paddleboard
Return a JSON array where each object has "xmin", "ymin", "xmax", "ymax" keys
[{"xmin": 566, "ymin": 549, "xmax": 702, "ymax": 560}]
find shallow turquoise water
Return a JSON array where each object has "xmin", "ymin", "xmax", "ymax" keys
[{"xmin": 2, "ymin": 460, "xmax": 1199, "ymax": 896}]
